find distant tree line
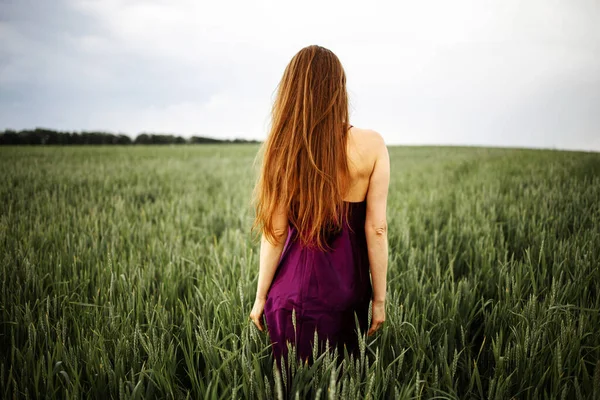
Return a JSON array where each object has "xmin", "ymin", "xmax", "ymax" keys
[{"xmin": 0, "ymin": 128, "xmax": 261, "ymax": 145}]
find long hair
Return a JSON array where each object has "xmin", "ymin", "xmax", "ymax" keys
[{"xmin": 252, "ymin": 45, "xmax": 351, "ymax": 251}]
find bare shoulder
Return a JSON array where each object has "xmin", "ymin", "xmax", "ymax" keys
[{"xmin": 348, "ymin": 127, "xmax": 387, "ymax": 160}]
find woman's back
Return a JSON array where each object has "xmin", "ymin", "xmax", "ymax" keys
[
  {"xmin": 263, "ymin": 125, "xmax": 389, "ymax": 366},
  {"xmin": 249, "ymin": 45, "xmax": 389, "ymax": 378},
  {"xmin": 344, "ymin": 126, "xmax": 383, "ymax": 202}
]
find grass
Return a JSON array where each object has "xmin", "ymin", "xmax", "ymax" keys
[{"xmin": 1, "ymin": 144, "xmax": 599, "ymax": 399}]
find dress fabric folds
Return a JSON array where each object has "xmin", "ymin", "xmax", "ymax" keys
[{"xmin": 263, "ymin": 200, "xmax": 373, "ymax": 367}]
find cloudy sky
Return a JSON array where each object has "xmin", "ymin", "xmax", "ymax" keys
[{"xmin": 1, "ymin": 0, "xmax": 599, "ymax": 151}]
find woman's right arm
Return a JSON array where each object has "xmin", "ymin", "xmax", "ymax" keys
[{"xmin": 364, "ymin": 131, "xmax": 390, "ymax": 336}]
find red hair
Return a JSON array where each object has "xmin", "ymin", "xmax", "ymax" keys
[{"xmin": 252, "ymin": 45, "xmax": 351, "ymax": 251}]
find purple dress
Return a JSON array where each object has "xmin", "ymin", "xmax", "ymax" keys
[{"xmin": 263, "ymin": 200, "xmax": 373, "ymax": 367}]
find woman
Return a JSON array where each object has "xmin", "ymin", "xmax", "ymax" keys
[{"xmin": 249, "ymin": 45, "xmax": 389, "ymax": 368}]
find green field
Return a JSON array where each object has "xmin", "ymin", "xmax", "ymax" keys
[{"xmin": 1, "ymin": 145, "xmax": 599, "ymax": 399}]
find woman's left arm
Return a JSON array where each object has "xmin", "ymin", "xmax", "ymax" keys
[{"xmin": 250, "ymin": 204, "xmax": 288, "ymax": 331}]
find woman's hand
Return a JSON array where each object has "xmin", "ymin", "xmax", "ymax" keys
[
  {"xmin": 249, "ymin": 297, "xmax": 266, "ymax": 332},
  {"xmin": 367, "ymin": 299, "xmax": 385, "ymax": 336}
]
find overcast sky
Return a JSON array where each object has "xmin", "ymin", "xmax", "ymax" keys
[{"xmin": 1, "ymin": 0, "xmax": 599, "ymax": 151}]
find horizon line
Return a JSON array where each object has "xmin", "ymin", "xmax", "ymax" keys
[{"xmin": 1, "ymin": 127, "xmax": 597, "ymax": 153}]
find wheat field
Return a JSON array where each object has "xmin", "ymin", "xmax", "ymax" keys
[{"xmin": 1, "ymin": 145, "xmax": 599, "ymax": 399}]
